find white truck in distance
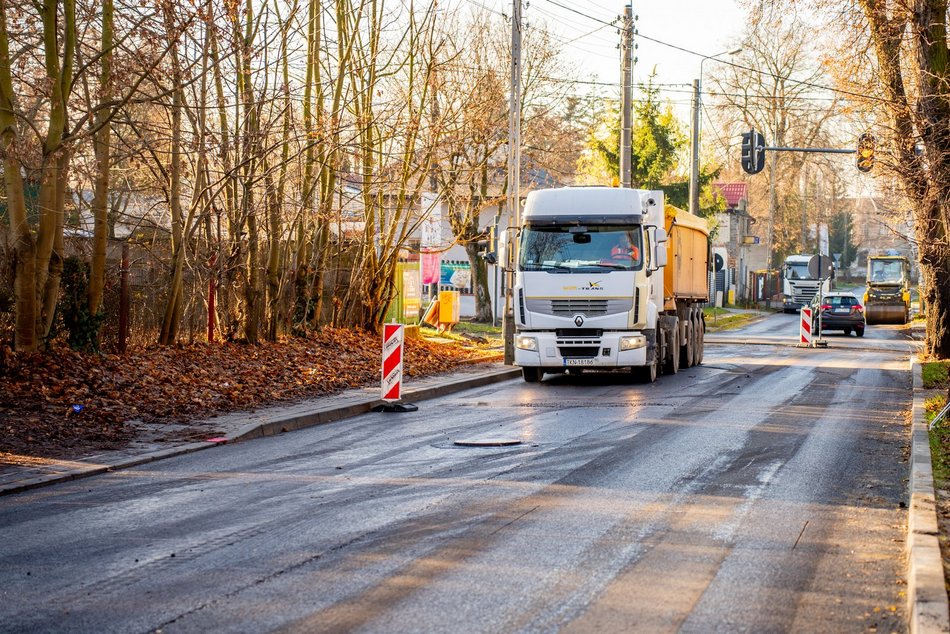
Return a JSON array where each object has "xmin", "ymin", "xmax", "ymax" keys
[
  {"xmin": 782, "ymin": 254, "xmax": 831, "ymax": 313},
  {"xmin": 507, "ymin": 187, "xmax": 709, "ymax": 383}
]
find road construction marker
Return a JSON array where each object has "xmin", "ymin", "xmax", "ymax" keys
[
  {"xmin": 377, "ymin": 324, "xmax": 418, "ymax": 412},
  {"xmin": 800, "ymin": 306, "xmax": 813, "ymax": 346},
  {"xmin": 381, "ymin": 323, "xmax": 404, "ymax": 401}
]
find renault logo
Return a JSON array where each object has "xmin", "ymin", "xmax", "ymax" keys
[{"xmin": 574, "ymin": 315, "xmax": 585, "ymax": 327}]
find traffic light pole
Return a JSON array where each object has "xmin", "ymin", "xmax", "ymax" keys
[{"xmin": 761, "ymin": 146, "xmax": 856, "ymax": 154}]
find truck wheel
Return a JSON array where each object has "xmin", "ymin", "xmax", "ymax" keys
[
  {"xmin": 664, "ymin": 326, "xmax": 680, "ymax": 375},
  {"xmin": 693, "ymin": 313, "xmax": 704, "ymax": 366},
  {"xmin": 522, "ymin": 367, "xmax": 542, "ymax": 383},
  {"xmin": 681, "ymin": 320, "xmax": 693, "ymax": 368},
  {"xmin": 636, "ymin": 357, "xmax": 657, "ymax": 383}
]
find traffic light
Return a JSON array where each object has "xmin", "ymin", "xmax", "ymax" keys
[
  {"xmin": 857, "ymin": 132, "xmax": 875, "ymax": 172},
  {"xmin": 741, "ymin": 131, "xmax": 753, "ymax": 171},
  {"xmin": 741, "ymin": 129, "xmax": 766, "ymax": 174}
]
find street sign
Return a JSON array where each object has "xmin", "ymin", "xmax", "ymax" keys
[
  {"xmin": 714, "ymin": 252, "xmax": 725, "ymax": 272},
  {"xmin": 807, "ymin": 254, "xmax": 834, "ymax": 279}
]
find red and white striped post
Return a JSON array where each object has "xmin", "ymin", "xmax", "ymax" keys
[
  {"xmin": 381, "ymin": 323, "xmax": 404, "ymax": 401},
  {"xmin": 800, "ymin": 306, "xmax": 813, "ymax": 346}
]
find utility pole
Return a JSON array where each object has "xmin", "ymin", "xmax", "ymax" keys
[
  {"xmin": 767, "ymin": 115, "xmax": 778, "ymax": 272},
  {"xmin": 619, "ymin": 5, "xmax": 633, "ymax": 188},
  {"xmin": 688, "ymin": 79, "xmax": 700, "ymax": 213},
  {"xmin": 502, "ymin": 0, "xmax": 522, "ymax": 365},
  {"xmin": 691, "ymin": 49, "xmax": 741, "ymax": 214}
]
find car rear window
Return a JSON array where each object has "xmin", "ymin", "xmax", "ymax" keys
[{"xmin": 823, "ymin": 296, "xmax": 856, "ymax": 307}]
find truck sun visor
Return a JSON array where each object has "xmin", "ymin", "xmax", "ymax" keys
[{"xmin": 525, "ymin": 214, "xmax": 643, "ymax": 226}]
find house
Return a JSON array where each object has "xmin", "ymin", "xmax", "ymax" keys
[{"xmin": 711, "ymin": 182, "xmax": 760, "ymax": 303}]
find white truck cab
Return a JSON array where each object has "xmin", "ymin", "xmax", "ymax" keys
[{"xmin": 505, "ymin": 187, "xmax": 707, "ymax": 383}]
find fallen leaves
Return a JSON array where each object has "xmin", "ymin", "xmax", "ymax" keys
[{"xmin": 0, "ymin": 328, "xmax": 498, "ymax": 459}]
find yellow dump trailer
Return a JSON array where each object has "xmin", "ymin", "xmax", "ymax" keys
[
  {"xmin": 663, "ymin": 204, "xmax": 710, "ymax": 310},
  {"xmin": 659, "ymin": 204, "xmax": 710, "ymax": 368}
]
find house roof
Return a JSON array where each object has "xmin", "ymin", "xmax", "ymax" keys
[{"xmin": 712, "ymin": 182, "xmax": 748, "ymax": 209}]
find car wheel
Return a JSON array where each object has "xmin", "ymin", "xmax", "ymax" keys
[
  {"xmin": 855, "ymin": 327, "xmax": 865, "ymax": 338},
  {"xmin": 522, "ymin": 367, "xmax": 542, "ymax": 382},
  {"xmin": 844, "ymin": 327, "xmax": 852, "ymax": 335}
]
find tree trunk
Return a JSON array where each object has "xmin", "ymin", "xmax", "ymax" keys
[
  {"xmin": 87, "ymin": 0, "xmax": 112, "ymax": 322},
  {"xmin": 0, "ymin": 0, "xmax": 37, "ymax": 350},
  {"xmin": 465, "ymin": 242, "xmax": 492, "ymax": 322},
  {"xmin": 158, "ymin": 4, "xmax": 185, "ymax": 345}
]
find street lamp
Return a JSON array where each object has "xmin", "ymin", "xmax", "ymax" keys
[{"xmin": 689, "ymin": 47, "xmax": 742, "ymax": 215}]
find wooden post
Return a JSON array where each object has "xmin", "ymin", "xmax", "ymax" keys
[{"xmin": 118, "ymin": 243, "xmax": 129, "ymax": 353}]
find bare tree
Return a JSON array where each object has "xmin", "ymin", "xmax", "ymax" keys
[{"xmin": 708, "ymin": 4, "xmax": 841, "ymax": 268}]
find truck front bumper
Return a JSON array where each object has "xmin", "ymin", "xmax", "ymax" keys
[{"xmin": 514, "ymin": 331, "xmax": 648, "ymax": 370}]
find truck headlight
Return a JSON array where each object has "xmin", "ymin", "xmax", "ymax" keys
[
  {"xmin": 620, "ymin": 335, "xmax": 646, "ymax": 351},
  {"xmin": 515, "ymin": 335, "xmax": 538, "ymax": 351}
]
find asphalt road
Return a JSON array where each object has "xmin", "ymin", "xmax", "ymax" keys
[{"xmin": 0, "ymin": 313, "xmax": 916, "ymax": 633}]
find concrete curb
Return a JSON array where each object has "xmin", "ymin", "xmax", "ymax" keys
[
  {"xmin": 230, "ymin": 367, "xmax": 521, "ymax": 442},
  {"xmin": 909, "ymin": 356, "xmax": 950, "ymax": 633},
  {"xmin": 0, "ymin": 366, "xmax": 523, "ymax": 497}
]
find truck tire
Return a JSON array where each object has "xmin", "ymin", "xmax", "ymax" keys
[
  {"xmin": 522, "ymin": 367, "xmax": 542, "ymax": 383},
  {"xmin": 664, "ymin": 325, "xmax": 680, "ymax": 375},
  {"xmin": 692, "ymin": 312, "xmax": 703, "ymax": 366},
  {"xmin": 681, "ymin": 319, "xmax": 693, "ymax": 368},
  {"xmin": 635, "ymin": 357, "xmax": 657, "ymax": 383}
]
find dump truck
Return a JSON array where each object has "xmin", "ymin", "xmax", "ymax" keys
[
  {"xmin": 864, "ymin": 254, "xmax": 911, "ymax": 324},
  {"xmin": 508, "ymin": 187, "xmax": 708, "ymax": 383}
]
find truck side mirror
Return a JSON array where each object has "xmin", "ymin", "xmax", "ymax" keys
[
  {"xmin": 498, "ymin": 228, "xmax": 520, "ymax": 270},
  {"xmin": 654, "ymin": 243, "xmax": 668, "ymax": 269},
  {"xmin": 497, "ymin": 229, "xmax": 508, "ymax": 269},
  {"xmin": 655, "ymin": 228, "xmax": 669, "ymax": 244}
]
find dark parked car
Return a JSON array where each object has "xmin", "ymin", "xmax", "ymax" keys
[{"xmin": 811, "ymin": 292, "xmax": 866, "ymax": 337}]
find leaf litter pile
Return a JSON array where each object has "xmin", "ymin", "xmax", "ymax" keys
[{"xmin": 0, "ymin": 328, "xmax": 498, "ymax": 460}]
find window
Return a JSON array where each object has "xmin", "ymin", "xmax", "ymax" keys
[
  {"xmin": 822, "ymin": 295, "xmax": 857, "ymax": 307},
  {"xmin": 520, "ymin": 224, "xmax": 643, "ymax": 272},
  {"xmin": 869, "ymin": 260, "xmax": 903, "ymax": 284}
]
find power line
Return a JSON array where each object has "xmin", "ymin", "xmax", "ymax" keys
[
  {"xmin": 634, "ymin": 30, "xmax": 893, "ymax": 105},
  {"xmin": 533, "ymin": 0, "xmax": 618, "ymax": 28}
]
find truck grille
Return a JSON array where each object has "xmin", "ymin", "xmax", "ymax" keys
[
  {"xmin": 552, "ymin": 299, "xmax": 609, "ymax": 316},
  {"xmin": 525, "ymin": 298, "xmax": 634, "ymax": 318},
  {"xmin": 793, "ymin": 285, "xmax": 819, "ymax": 304}
]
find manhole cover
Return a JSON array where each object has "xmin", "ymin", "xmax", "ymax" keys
[{"xmin": 453, "ymin": 438, "xmax": 523, "ymax": 447}]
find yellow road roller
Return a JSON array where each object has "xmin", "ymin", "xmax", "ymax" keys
[{"xmin": 863, "ymin": 254, "xmax": 911, "ymax": 325}]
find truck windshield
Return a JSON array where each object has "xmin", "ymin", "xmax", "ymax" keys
[
  {"xmin": 520, "ymin": 224, "xmax": 643, "ymax": 272},
  {"xmin": 869, "ymin": 259, "xmax": 904, "ymax": 284},
  {"xmin": 785, "ymin": 263, "xmax": 811, "ymax": 280}
]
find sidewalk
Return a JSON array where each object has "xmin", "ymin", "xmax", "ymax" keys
[{"xmin": 0, "ymin": 362, "xmax": 522, "ymax": 496}]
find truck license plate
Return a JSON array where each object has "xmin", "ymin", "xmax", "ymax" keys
[{"xmin": 564, "ymin": 358, "xmax": 595, "ymax": 366}]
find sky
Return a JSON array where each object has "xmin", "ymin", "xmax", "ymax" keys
[{"xmin": 472, "ymin": 0, "xmax": 749, "ymax": 121}]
